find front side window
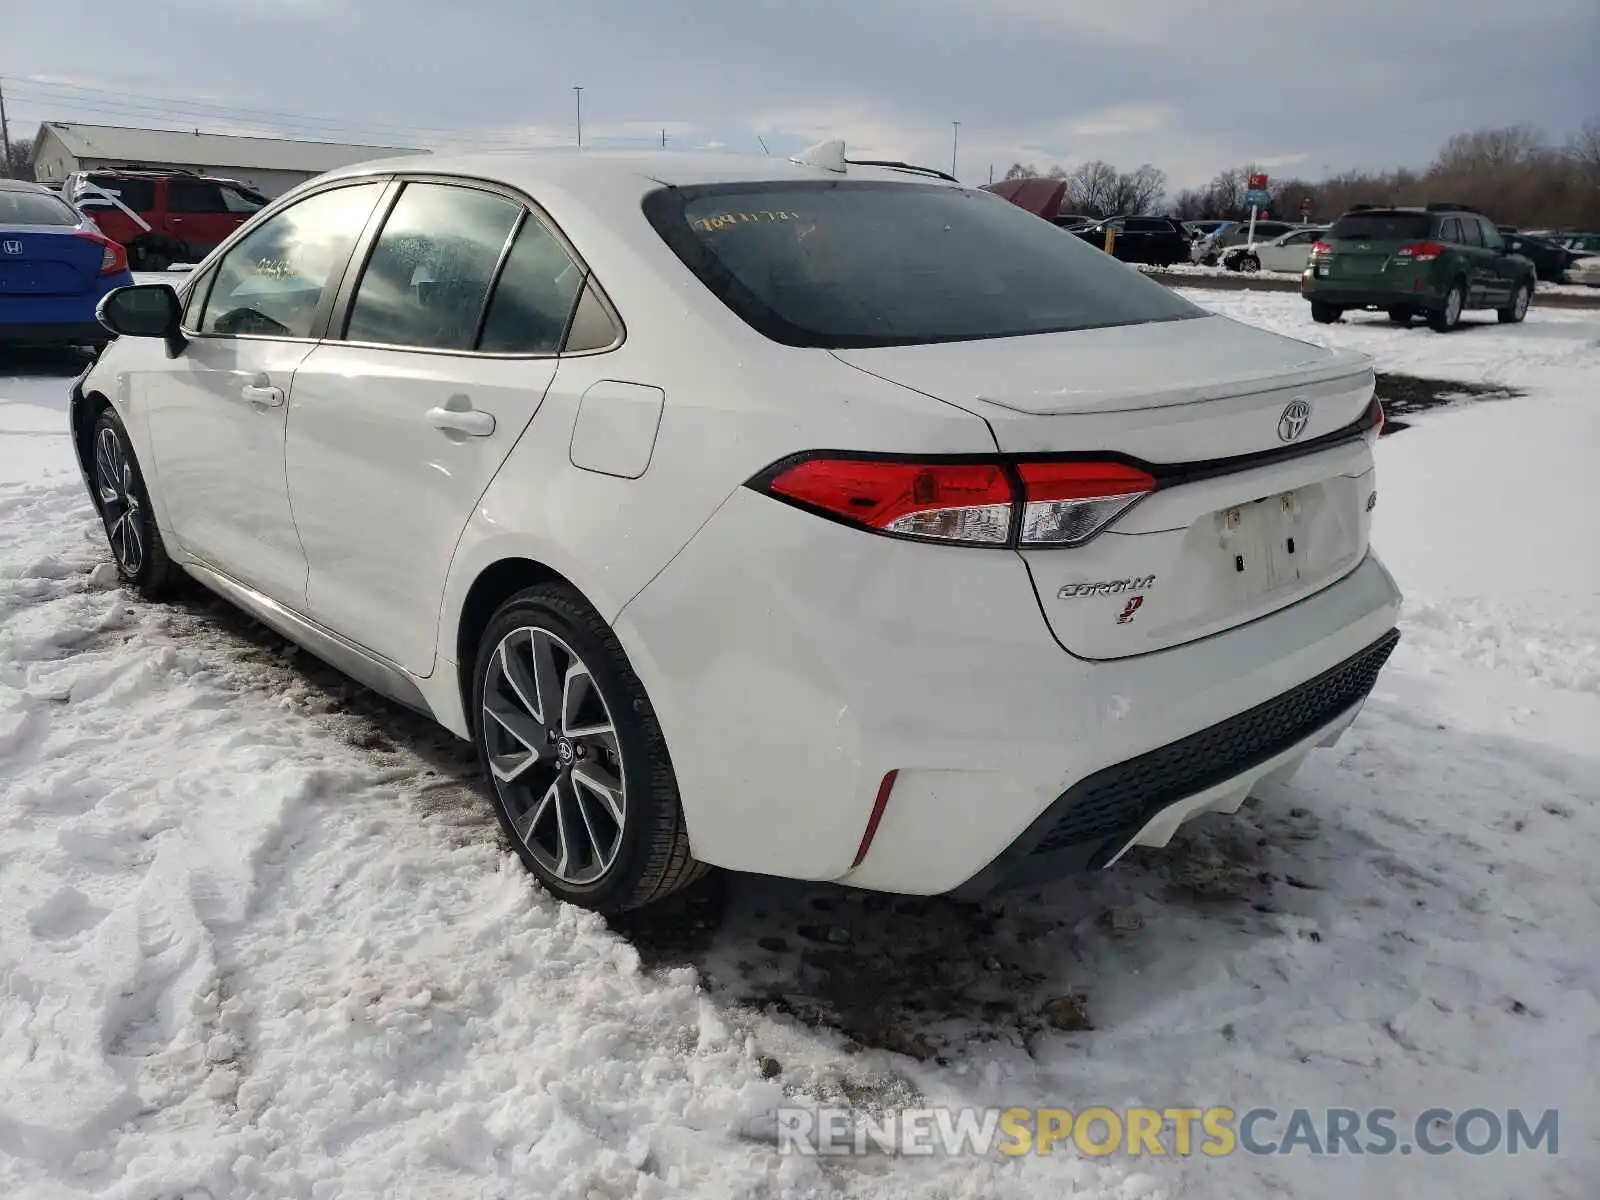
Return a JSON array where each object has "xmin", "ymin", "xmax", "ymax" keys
[
  {"xmin": 221, "ymin": 185, "xmax": 268, "ymax": 214},
  {"xmin": 1477, "ymin": 219, "xmax": 1504, "ymax": 251},
  {"xmin": 643, "ymin": 181, "xmax": 1202, "ymax": 348},
  {"xmin": 200, "ymin": 182, "xmax": 384, "ymax": 339},
  {"xmin": 344, "ymin": 182, "xmax": 521, "ymax": 351},
  {"xmin": 476, "ymin": 217, "xmax": 587, "ymax": 354}
]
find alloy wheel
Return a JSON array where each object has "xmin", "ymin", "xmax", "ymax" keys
[
  {"xmin": 1514, "ymin": 285, "xmax": 1530, "ymax": 320},
  {"xmin": 481, "ymin": 625, "xmax": 626, "ymax": 886},
  {"xmin": 1445, "ymin": 286, "xmax": 1463, "ymax": 326},
  {"xmin": 95, "ymin": 425, "xmax": 144, "ymax": 575}
]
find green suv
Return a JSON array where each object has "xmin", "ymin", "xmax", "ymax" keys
[{"xmin": 1301, "ymin": 204, "xmax": 1536, "ymax": 332}]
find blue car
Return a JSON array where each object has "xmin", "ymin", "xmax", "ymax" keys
[{"xmin": 1, "ymin": 178, "xmax": 135, "ymax": 348}]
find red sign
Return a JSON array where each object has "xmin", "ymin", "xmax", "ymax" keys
[{"xmin": 1248, "ymin": 172, "xmax": 1269, "ymax": 189}]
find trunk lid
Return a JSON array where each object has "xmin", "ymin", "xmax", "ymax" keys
[
  {"xmin": 0, "ymin": 229, "xmax": 103, "ymax": 297},
  {"xmin": 833, "ymin": 314, "xmax": 1380, "ymax": 659},
  {"xmin": 1317, "ymin": 210, "xmax": 1434, "ymax": 283}
]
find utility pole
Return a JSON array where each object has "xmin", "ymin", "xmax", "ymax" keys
[
  {"xmin": 573, "ymin": 86, "xmax": 584, "ymax": 148},
  {"xmin": 0, "ymin": 77, "xmax": 13, "ymax": 176},
  {"xmin": 988, "ymin": 163, "xmax": 994, "ymax": 185},
  {"xmin": 950, "ymin": 121, "xmax": 960, "ymax": 179},
  {"xmin": 661, "ymin": 128, "xmax": 666, "ymax": 149}
]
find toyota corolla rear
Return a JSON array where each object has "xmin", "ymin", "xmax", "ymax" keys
[
  {"xmin": 0, "ymin": 182, "xmax": 133, "ymax": 347},
  {"xmin": 617, "ymin": 173, "xmax": 1402, "ymax": 896}
]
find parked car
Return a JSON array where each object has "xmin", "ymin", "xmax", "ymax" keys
[
  {"xmin": 1072, "ymin": 216, "xmax": 1192, "ymax": 265},
  {"xmin": 67, "ymin": 168, "xmax": 269, "ymax": 270},
  {"xmin": 1569, "ymin": 254, "xmax": 1600, "ymax": 288},
  {"xmin": 1500, "ymin": 232, "xmax": 1583, "ymax": 282},
  {"xmin": 1553, "ymin": 232, "xmax": 1600, "ymax": 254},
  {"xmin": 1222, "ymin": 226, "xmax": 1329, "ymax": 274},
  {"xmin": 76, "ymin": 148, "xmax": 1401, "ymax": 912},
  {"xmin": 1301, "ymin": 203, "xmax": 1536, "ymax": 331},
  {"xmin": 0, "ymin": 177, "xmax": 133, "ymax": 349}
]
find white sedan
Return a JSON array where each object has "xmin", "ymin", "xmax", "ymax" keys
[
  {"xmin": 75, "ymin": 145, "xmax": 1401, "ymax": 911},
  {"xmin": 1569, "ymin": 254, "xmax": 1600, "ymax": 287},
  {"xmin": 1224, "ymin": 226, "xmax": 1330, "ymax": 273}
]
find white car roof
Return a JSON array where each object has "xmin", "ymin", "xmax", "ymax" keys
[{"xmin": 316, "ymin": 149, "xmax": 959, "ymax": 199}]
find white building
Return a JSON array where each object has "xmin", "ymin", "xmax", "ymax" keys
[{"xmin": 30, "ymin": 122, "xmax": 426, "ymax": 197}]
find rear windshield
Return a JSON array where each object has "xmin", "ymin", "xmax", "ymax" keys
[
  {"xmin": 642, "ymin": 181, "xmax": 1203, "ymax": 348},
  {"xmin": 1329, "ymin": 212, "xmax": 1433, "ymax": 241},
  {"xmin": 0, "ymin": 190, "xmax": 78, "ymax": 226}
]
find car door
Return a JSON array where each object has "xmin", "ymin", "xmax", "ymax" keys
[
  {"xmin": 1475, "ymin": 218, "xmax": 1515, "ymax": 301},
  {"xmin": 284, "ymin": 179, "xmax": 593, "ymax": 674},
  {"xmin": 1263, "ymin": 228, "xmax": 1320, "ymax": 272},
  {"xmin": 164, "ymin": 179, "xmax": 238, "ymax": 260},
  {"xmin": 141, "ymin": 180, "xmax": 388, "ymax": 604}
]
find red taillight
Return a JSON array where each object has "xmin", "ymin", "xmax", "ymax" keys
[
  {"xmin": 1014, "ymin": 461, "xmax": 1155, "ymax": 546},
  {"xmin": 754, "ymin": 455, "xmax": 1153, "ymax": 547},
  {"xmin": 1310, "ymin": 240, "xmax": 1333, "ymax": 258},
  {"xmin": 763, "ymin": 457, "xmax": 1014, "ymax": 544},
  {"xmin": 1369, "ymin": 397, "xmax": 1385, "ymax": 437},
  {"xmin": 75, "ymin": 231, "xmax": 128, "ymax": 276},
  {"xmin": 1394, "ymin": 241, "xmax": 1445, "ymax": 262}
]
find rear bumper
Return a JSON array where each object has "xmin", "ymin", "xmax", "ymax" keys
[
  {"xmin": 617, "ymin": 482, "xmax": 1404, "ymax": 893},
  {"xmin": 0, "ymin": 281, "xmax": 125, "ymax": 345},
  {"xmin": 949, "ymin": 628, "xmax": 1399, "ymax": 896},
  {"xmin": 1302, "ymin": 286, "xmax": 1440, "ymax": 309},
  {"xmin": 0, "ymin": 320, "xmax": 108, "ymax": 345}
]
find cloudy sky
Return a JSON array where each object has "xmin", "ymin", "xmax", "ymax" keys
[{"xmin": 5, "ymin": 0, "xmax": 1596, "ymax": 188}]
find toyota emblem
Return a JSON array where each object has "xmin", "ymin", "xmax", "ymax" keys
[{"xmin": 1277, "ymin": 399, "xmax": 1312, "ymax": 443}]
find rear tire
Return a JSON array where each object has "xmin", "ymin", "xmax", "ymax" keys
[
  {"xmin": 1428, "ymin": 281, "xmax": 1465, "ymax": 332},
  {"xmin": 90, "ymin": 409, "xmax": 185, "ymax": 600},
  {"xmin": 1497, "ymin": 282, "xmax": 1532, "ymax": 324},
  {"xmin": 129, "ymin": 242, "xmax": 171, "ymax": 272},
  {"xmin": 471, "ymin": 583, "xmax": 707, "ymax": 913},
  {"xmin": 1310, "ymin": 302, "xmax": 1343, "ymax": 324}
]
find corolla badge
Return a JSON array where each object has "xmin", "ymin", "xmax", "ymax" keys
[
  {"xmin": 1277, "ymin": 399, "xmax": 1312, "ymax": 443},
  {"xmin": 1059, "ymin": 575, "xmax": 1154, "ymax": 599}
]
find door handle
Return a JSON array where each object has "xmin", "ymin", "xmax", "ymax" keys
[
  {"xmin": 426, "ymin": 404, "xmax": 495, "ymax": 437},
  {"xmin": 241, "ymin": 383, "xmax": 284, "ymax": 408}
]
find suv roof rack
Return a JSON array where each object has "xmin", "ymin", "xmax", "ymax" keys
[
  {"xmin": 844, "ymin": 158, "xmax": 959, "ymax": 184},
  {"xmin": 94, "ymin": 165, "xmax": 202, "ymax": 176},
  {"xmin": 1425, "ymin": 202, "xmax": 1479, "ymax": 213}
]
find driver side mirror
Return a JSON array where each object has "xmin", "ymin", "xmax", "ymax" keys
[{"xmin": 97, "ymin": 284, "xmax": 188, "ymax": 358}]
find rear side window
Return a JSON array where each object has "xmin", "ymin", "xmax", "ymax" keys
[
  {"xmin": 1456, "ymin": 218, "xmax": 1483, "ymax": 247},
  {"xmin": 476, "ymin": 216, "xmax": 587, "ymax": 354},
  {"xmin": 1330, "ymin": 212, "xmax": 1433, "ymax": 240},
  {"xmin": 344, "ymin": 182, "xmax": 521, "ymax": 351},
  {"xmin": 168, "ymin": 181, "xmax": 226, "ymax": 214},
  {"xmin": 0, "ymin": 189, "xmax": 78, "ymax": 225},
  {"xmin": 643, "ymin": 181, "xmax": 1202, "ymax": 348},
  {"xmin": 88, "ymin": 176, "xmax": 155, "ymax": 211},
  {"xmin": 201, "ymin": 182, "xmax": 384, "ymax": 339},
  {"xmin": 1438, "ymin": 218, "xmax": 1463, "ymax": 243}
]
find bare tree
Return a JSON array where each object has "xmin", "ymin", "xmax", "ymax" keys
[{"xmin": 3, "ymin": 136, "xmax": 35, "ymax": 181}]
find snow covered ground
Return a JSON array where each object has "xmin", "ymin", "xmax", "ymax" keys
[
  {"xmin": 1148, "ymin": 260, "xmax": 1600, "ymax": 299},
  {"xmin": 2, "ymin": 292, "xmax": 1597, "ymax": 1199}
]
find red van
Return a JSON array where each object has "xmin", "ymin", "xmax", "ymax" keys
[{"xmin": 69, "ymin": 169, "xmax": 269, "ymax": 270}]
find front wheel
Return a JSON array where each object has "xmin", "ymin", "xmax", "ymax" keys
[
  {"xmin": 1310, "ymin": 302, "xmax": 1343, "ymax": 324},
  {"xmin": 1498, "ymin": 282, "xmax": 1532, "ymax": 324},
  {"xmin": 1236, "ymin": 253, "xmax": 1261, "ymax": 273},
  {"xmin": 471, "ymin": 584, "xmax": 706, "ymax": 912},
  {"xmin": 91, "ymin": 409, "xmax": 184, "ymax": 599},
  {"xmin": 1428, "ymin": 282, "xmax": 1465, "ymax": 332}
]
